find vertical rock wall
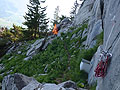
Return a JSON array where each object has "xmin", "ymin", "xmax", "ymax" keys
[
  {"xmin": 74, "ymin": 0, "xmax": 103, "ymax": 49},
  {"xmin": 76, "ymin": 0, "xmax": 120, "ymax": 90},
  {"xmin": 97, "ymin": 0, "xmax": 120, "ymax": 90}
]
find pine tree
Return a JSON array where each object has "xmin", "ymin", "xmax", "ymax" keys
[
  {"xmin": 39, "ymin": 7, "xmax": 49, "ymax": 37},
  {"xmin": 23, "ymin": 0, "xmax": 48, "ymax": 38},
  {"xmin": 52, "ymin": 6, "xmax": 60, "ymax": 25}
]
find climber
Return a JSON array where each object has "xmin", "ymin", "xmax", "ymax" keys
[{"xmin": 52, "ymin": 24, "xmax": 58, "ymax": 35}]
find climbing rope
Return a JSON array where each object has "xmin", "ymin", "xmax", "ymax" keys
[{"xmin": 94, "ymin": 51, "xmax": 112, "ymax": 77}]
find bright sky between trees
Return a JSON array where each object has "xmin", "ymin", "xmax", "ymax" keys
[{"xmin": 0, "ymin": 0, "xmax": 82, "ymax": 28}]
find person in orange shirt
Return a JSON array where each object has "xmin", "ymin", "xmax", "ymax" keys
[{"xmin": 52, "ymin": 24, "xmax": 58, "ymax": 35}]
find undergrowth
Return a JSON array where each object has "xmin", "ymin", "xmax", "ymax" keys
[{"xmin": 0, "ymin": 24, "xmax": 103, "ymax": 89}]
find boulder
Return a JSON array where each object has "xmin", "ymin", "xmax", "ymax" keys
[
  {"xmin": 41, "ymin": 83, "xmax": 65, "ymax": 90},
  {"xmin": 22, "ymin": 80, "xmax": 42, "ymax": 90},
  {"xmin": 6, "ymin": 43, "xmax": 20, "ymax": 54},
  {"xmin": 58, "ymin": 80, "xmax": 78, "ymax": 90},
  {"xmin": 2, "ymin": 73, "xmax": 34, "ymax": 90},
  {"xmin": 26, "ymin": 38, "xmax": 44, "ymax": 56},
  {"xmin": 26, "ymin": 36, "xmax": 55, "ymax": 59}
]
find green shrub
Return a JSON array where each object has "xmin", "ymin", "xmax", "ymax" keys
[
  {"xmin": 0, "ymin": 75, "xmax": 3, "ymax": 82},
  {"xmin": 96, "ymin": 31, "xmax": 103, "ymax": 46},
  {"xmin": 89, "ymin": 84, "xmax": 97, "ymax": 90},
  {"xmin": 0, "ymin": 39, "xmax": 10, "ymax": 47},
  {"xmin": 82, "ymin": 46, "xmax": 98, "ymax": 61},
  {"xmin": 69, "ymin": 27, "xmax": 76, "ymax": 30}
]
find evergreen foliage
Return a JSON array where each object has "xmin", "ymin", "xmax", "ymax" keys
[{"xmin": 23, "ymin": 0, "xmax": 49, "ymax": 38}]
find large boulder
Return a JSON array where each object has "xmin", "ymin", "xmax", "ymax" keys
[
  {"xmin": 26, "ymin": 38, "xmax": 45, "ymax": 56},
  {"xmin": 22, "ymin": 80, "xmax": 42, "ymax": 90},
  {"xmin": 25, "ymin": 36, "xmax": 54, "ymax": 60},
  {"xmin": 41, "ymin": 83, "xmax": 65, "ymax": 90},
  {"xmin": 2, "ymin": 73, "xmax": 35, "ymax": 90},
  {"xmin": 58, "ymin": 80, "xmax": 78, "ymax": 89}
]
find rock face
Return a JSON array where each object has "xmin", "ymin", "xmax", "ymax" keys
[
  {"xmin": 73, "ymin": 0, "xmax": 93, "ymax": 25},
  {"xmin": 25, "ymin": 36, "xmax": 55, "ymax": 60},
  {"xmin": 26, "ymin": 38, "xmax": 45, "ymax": 56},
  {"xmin": 57, "ymin": 18, "xmax": 72, "ymax": 37},
  {"xmin": 78, "ymin": 0, "xmax": 120, "ymax": 90},
  {"xmin": 74, "ymin": 0, "xmax": 103, "ymax": 49},
  {"xmin": 96, "ymin": 0, "xmax": 120, "ymax": 90}
]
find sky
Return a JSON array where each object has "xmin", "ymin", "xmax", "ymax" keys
[{"xmin": 0, "ymin": 0, "xmax": 82, "ymax": 28}]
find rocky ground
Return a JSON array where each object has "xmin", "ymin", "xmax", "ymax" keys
[{"xmin": 2, "ymin": 73, "xmax": 88, "ymax": 90}]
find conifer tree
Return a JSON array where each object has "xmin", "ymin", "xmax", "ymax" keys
[
  {"xmin": 23, "ymin": 0, "xmax": 48, "ymax": 38},
  {"xmin": 51, "ymin": 6, "xmax": 60, "ymax": 25},
  {"xmin": 39, "ymin": 6, "xmax": 49, "ymax": 37}
]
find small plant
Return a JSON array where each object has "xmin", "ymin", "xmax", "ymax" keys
[
  {"xmin": 89, "ymin": 84, "xmax": 97, "ymax": 90},
  {"xmin": 82, "ymin": 46, "xmax": 98, "ymax": 61},
  {"xmin": 69, "ymin": 27, "xmax": 76, "ymax": 30},
  {"xmin": 0, "ymin": 75, "xmax": 3, "ymax": 83},
  {"xmin": 96, "ymin": 31, "xmax": 103, "ymax": 46}
]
